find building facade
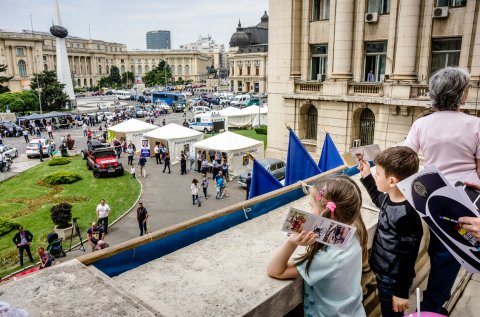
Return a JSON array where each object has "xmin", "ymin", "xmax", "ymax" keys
[
  {"xmin": 227, "ymin": 12, "xmax": 269, "ymax": 93},
  {"xmin": 267, "ymin": 0, "xmax": 480, "ymax": 160},
  {"xmin": 179, "ymin": 35, "xmax": 226, "ymax": 71},
  {"xmin": 146, "ymin": 30, "xmax": 171, "ymax": 50},
  {"xmin": 0, "ymin": 30, "xmax": 211, "ymax": 91}
]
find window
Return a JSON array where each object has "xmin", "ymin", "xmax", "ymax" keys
[
  {"xmin": 312, "ymin": 0, "xmax": 330, "ymax": 21},
  {"xmin": 431, "ymin": 38, "xmax": 461, "ymax": 74},
  {"xmin": 254, "ymin": 82, "xmax": 259, "ymax": 93},
  {"xmin": 231, "ymin": 67, "xmax": 234, "ymax": 76},
  {"xmin": 177, "ymin": 65, "xmax": 182, "ymax": 75},
  {"xmin": 145, "ymin": 65, "xmax": 149, "ymax": 73},
  {"xmin": 16, "ymin": 47, "xmax": 25, "ymax": 56},
  {"xmin": 247, "ymin": 66, "xmax": 251, "ymax": 75},
  {"xmin": 99, "ymin": 65, "xmax": 102, "ymax": 75},
  {"xmin": 130, "ymin": 65, "xmax": 135, "ymax": 73},
  {"xmin": 43, "ymin": 63, "xmax": 48, "ymax": 71},
  {"xmin": 43, "ymin": 55, "xmax": 47, "ymax": 61},
  {"xmin": 255, "ymin": 66, "xmax": 260, "ymax": 76},
  {"xmin": 368, "ymin": 0, "xmax": 390, "ymax": 14},
  {"xmin": 306, "ymin": 105, "xmax": 318, "ymax": 140},
  {"xmin": 18, "ymin": 60, "xmax": 27, "ymax": 77},
  {"xmin": 311, "ymin": 44, "xmax": 328, "ymax": 81},
  {"xmin": 115, "ymin": 47, "xmax": 118, "ymax": 52},
  {"xmin": 121, "ymin": 65, "xmax": 125, "ymax": 74},
  {"xmin": 237, "ymin": 81, "xmax": 243, "ymax": 92},
  {"xmin": 436, "ymin": 0, "xmax": 466, "ymax": 7},
  {"xmin": 239, "ymin": 66, "xmax": 243, "ymax": 76},
  {"xmin": 97, "ymin": 45, "xmax": 100, "ymax": 50},
  {"xmin": 364, "ymin": 42, "xmax": 387, "ymax": 81},
  {"xmin": 76, "ymin": 44, "xmax": 80, "ymax": 48},
  {"xmin": 138, "ymin": 65, "xmax": 142, "ymax": 75},
  {"xmin": 152, "ymin": 59, "xmax": 155, "ymax": 64},
  {"xmin": 121, "ymin": 59, "xmax": 125, "ymax": 63},
  {"xmin": 359, "ymin": 108, "xmax": 375, "ymax": 146},
  {"xmin": 145, "ymin": 59, "xmax": 148, "ymax": 63},
  {"xmin": 185, "ymin": 65, "xmax": 190, "ymax": 75}
]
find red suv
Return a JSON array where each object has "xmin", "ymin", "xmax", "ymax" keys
[{"xmin": 86, "ymin": 147, "xmax": 124, "ymax": 178}]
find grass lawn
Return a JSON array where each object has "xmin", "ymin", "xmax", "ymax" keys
[
  {"xmin": 204, "ymin": 129, "xmax": 267, "ymax": 149},
  {"xmin": 0, "ymin": 156, "xmax": 140, "ymax": 277}
]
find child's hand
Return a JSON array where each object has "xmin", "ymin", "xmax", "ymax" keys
[
  {"xmin": 358, "ymin": 160, "xmax": 371, "ymax": 178},
  {"xmin": 392, "ymin": 296, "xmax": 409, "ymax": 313},
  {"xmin": 288, "ymin": 231, "xmax": 316, "ymax": 247}
]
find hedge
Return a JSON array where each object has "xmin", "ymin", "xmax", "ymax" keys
[
  {"xmin": 47, "ymin": 157, "xmax": 71, "ymax": 166},
  {"xmin": 43, "ymin": 172, "xmax": 82, "ymax": 185},
  {"xmin": 0, "ymin": 217, "xmax": 21, "ymax": 237},
  {"xmin": 255, "ymin": 125, "xmax": 267, "ymax": 135}
]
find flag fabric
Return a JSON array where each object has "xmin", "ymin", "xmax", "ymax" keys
[
  {"xmin": 285, "ymin": 128, "xmax": 322, "ymax": 186},
  {"xmin": 248, "ymin": 159, "xmax": 283, "ymax": 199},
  {"xmin": 318, "ymin": 133, "xmax": 344, "ymax": 172}
]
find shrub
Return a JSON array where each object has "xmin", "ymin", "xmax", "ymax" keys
[
  {"xmin": 47, "ymin": 157, "xmax": 71, "ymax": 166},
  {"xmin": 43, "ymin": 172, "xmax": 82, "ymax": 185},
  {"xmin": 0, "ymin": 217, "xmax": 21, "ymax": 237},
  {"xmin": 50, "ymin": 202, "xmax": 72, "ymax": 229},
  {"xmin": 255, "ymin": 125, "xmax": 267, "ymax": 135}
]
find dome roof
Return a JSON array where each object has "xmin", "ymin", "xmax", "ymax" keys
[
  {"xmin": 229, "ymin": 30, "xmax": 250, "ymax": 48},
  {"xmin": 261, "ymin": 11, "xmax": 268, "ymax": 22}
]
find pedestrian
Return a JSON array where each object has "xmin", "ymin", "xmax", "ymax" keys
[
  {"xmin": 191, "ymin": 178, "xmax": 201, "ymax": 207},
  {"xmin": 96, "ymin": 199, "xmax": 111, "ymax": 234},
  {"xmin": 128, "ymin": 141, "xmax": 136, "ymax": 153},
  {"xmin": 183, "ymin": 108, "xmax": 187, "ymax": 117},
  {"xmin": 214, "ymin": 151, "xmax": 221, "ymax": 163},
  {"xmin": 215, "ymin": 171, "xmax": 225, "ymax": 199},
  {"xmin": 162, "ymin": 118, "xmax": 166, "ymax": 126},
  {"xmin": 86, "ymin": 222, "xmax": 106, "ymax": 252},
  {"xmin": 22, "ymin": 129, "xmax": 29, "ymax": 143},
  {"xmin": 197, "ymin": 150, "xmax": 202, "ymax": 172},
  {"xmin": 138, "ymin": 154, "xmax": 147, "ymax": 177},
  {"xmin": 189, "ymin": 150, "xmax": 196, "ymax": 172},
  {"xmin": 113, "ymin": 138, "xmax": 121, "ymax": 159},
  {"xmin": 38, "ymin": 142, "xmax": 44, "ymax": 162},
  {"xmin": 154, "ymin": 143, "xmax": 161, "ymax": 164},
  {"xmin": 82, "ymin": 122, "xmax": 88, "ymax": 137},
  {"xmin": 12, "ymin": 226, "xmax": 34, "ymax": 267},
  {"xmin": 48, "ymin": 140, "xmax": 56, "ymax": 159},
  {"xmin": 136, "ymin": 202, "xmax": 149, "ymax": 236},
  {"xmin": 127, "ymin": 145, "xmax": 134, "ymax": 166},
  {"xmin": 212, "ymin": 159, "xmax": 219, "ymax": 180},
  {"xmin": 35, "ymin": 126, "xmax": 41, "ymax": 138},
  {"xmin": 162, "ymin": 152, "xmax": 171, "ymax": 173},
  {"xmin": 130, "ymin": 165, "xmax": 136, "ymax": 178},
  {"xmin": 38, "ymin": 247, "xmax": 53, "ymax": 269},
  {"xmin": 209, "ymin": 149, "xmax": 215, "ymax": 162},
  {"xmin": 201, "ymin": 173, "xmax": 209, "ymax": 199},
  {"xmin": 160, "ymin": 143, "xmax": 166, "ymax": 164},
  {"xmin": 246, "ymin": 172, "xmax": 252, "ymax": 200},
  {"xmin": 180, "ymin": 151, "xmax": 187, "ymax": 175},
  {"xmin": 201, "ymin": 157, "xmax": 209, "ymax": 175},
  {"xmin": 46, "ymin": 124, "xmax": 54, "ymax": 139},
  {"xmin": 87, "ymin": 129, "xmax": 92, "ymax": 140},
  {"xmin": 221, "ymin": 160, "xmax": 230, "ymax": 182}
]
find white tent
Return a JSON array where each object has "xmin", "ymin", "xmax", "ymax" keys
[
  {"xmin": 108, "ymin": 119, "xmax": 158, "ymax": 151},
  {"xmin": 220, "ymin": 106, "xmax": 268, "ymax": 130},
  {"xmin": 218, "ymin": 107, "xmax": 243, "ymax": 116},
  {"xmin": 143, "ymin": 123, "xmax": 203, "ymax": 163},
  {"xmin": 193, "ymin": 131, "xmax": 264, "ymax": 176}
]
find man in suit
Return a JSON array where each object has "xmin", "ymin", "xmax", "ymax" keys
[{"xmin": 12, "ymin": 226, "xmax": 34, "ymax": 266}]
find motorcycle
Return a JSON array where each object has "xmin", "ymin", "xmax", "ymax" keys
[{"xmin": 0, "ymin": 154, "xmax": 12, "ymax": 172}]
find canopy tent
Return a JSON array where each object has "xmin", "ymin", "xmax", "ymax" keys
[
  {"xmin": 18, "ymin": 111, "xmax": 73, "ymax": 121},
  {"xmin": 108, "ymin": 119, "xmax": 158, "ymax": 152},
  {"xmin": 143, "ymin": 123, "xmax": 203, "ymax": 163},
  {"xmin": 219, "ymin": 106, "xmax": 268, "ymax": 130},
  {"xmin": 217, "ymin": 107, "xmax": 242, "ymax": 116},
  {"xmin": 193, "ymin": 131, "xmax": 264, "ymax": 176}
]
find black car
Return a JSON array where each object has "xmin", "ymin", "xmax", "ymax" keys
[
  {"xmin": 0, "ymin": 121, "xmax": 24, "ymax": 137},
  {"xmin": 80, "ymin": 140, "xmax": 110, "ymax": 159}
]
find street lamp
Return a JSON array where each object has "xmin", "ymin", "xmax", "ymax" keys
[{"xmin": 36, "ymin": 87, "xmax": 43, "ymax": 114}]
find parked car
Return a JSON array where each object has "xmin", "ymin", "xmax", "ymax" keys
[
  {"xmin": 86, "ymin": 146, "xmax": 124, "ymax": 178},
  {"xmin": 129, "ymin": 95, "xmax": 146, "ymax": 103},
  {"xmin": 26, "ymin": 138, "xmax": 50, "ymax": 158},
  {"xmin": 0, "ymin": 121, "xmax": 24, "ymax": 137},
  {"xmin": 103, "ymin": 112, "xmax": 115, "ymax": 121},
  {"xmin": 81, "ymin": 140, "xmax": 110, "ymax": 159},
  {"xmin": 0, "ymin": 145, "xmax": 18, "ymax": 158},
  {"xmin": 238, "ymin": 158, "xmax": 286, "ymax": 187}
]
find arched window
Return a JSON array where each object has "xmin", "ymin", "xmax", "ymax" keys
[
  {"xmin": 185, "ymin": 65, "xmax": 190, "ymax": 75},
  {"xmin": 84, "ymin": 79, "xmax": 87, "ymax": 86},
  {"xmin": 359, "ymin": 108, "xmax": 375, "ymax": 146},
  {"xmin": 121, "ymin": 65, "xmax": 125, "ymax": 74},
  {"xmin": 145, "ymin": 65, "xmax": 149, "ymax": 73},
  {"xmin": 43, "ymin": 63, "xmax": 48, "ymax": 71},
  {"xmin": 130, "ymin": 65, "xmax": 134, "ymax": 73},
  {"xmin": 138, "ymin": 65, "xmax": 142, "ymax": 75},
  {"xmin": 98, "ymin": 65, "xmax": 102, "ymax": 75},
  {"xmin": 306, "ymin": 105, "xmax": 318, "ymax": 140},
  {"xmin": 77, "ymin": 79, "xmax": 81, "ymax": 86},
  {"xmin": 106, "ymin": 65, "xmax": 109, "ymax": 74},
  {"xmin": 177, "ymin": 65, "xmax": 182, "ymax": 75},
  {"xmin": 18, "ymin": 60, "xmax": 27, "ymax": 77}
]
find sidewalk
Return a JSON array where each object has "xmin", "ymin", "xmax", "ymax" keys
[{"xmin": 0, "ymin": 154, "xmax": 42, "ymax": 182}]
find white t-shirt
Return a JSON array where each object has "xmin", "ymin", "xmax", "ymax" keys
[
  {"xmin": 46, "ymin": 126, "xmax": 52, "ymax": 132},
  {"xmin": 154, "ymin": 146, "xmax": 160, "ymax": 154},
  {"xmin": 96, "ymin": 203, "xmax": 110, "ymax": 219},
  {"xmin": 191, "ymin": 183, "xmax": 199, "ymax": 195},
  {"xmin": 404, "ymin": 111, "xmax": 480, "ymax": 184}
]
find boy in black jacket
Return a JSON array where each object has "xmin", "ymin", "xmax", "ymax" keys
[{"xmin": 359, "ymin": 146, "xmax": 423, "ymax": 317}]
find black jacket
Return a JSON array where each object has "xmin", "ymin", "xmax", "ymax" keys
[
  {"xmin": 13, "ymin": 230, "xmax": 33, "ymax": 246},
  {"xmin": 360, "ymin": 174, "xmax": 423, "ymax": 298}
]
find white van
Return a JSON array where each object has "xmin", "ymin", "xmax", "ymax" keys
[
  {"xmin": 189, "ymin": 113, "xmax": 225, "ymax": 133},
  {"xmin": 193, "ymin": 106, "xmax": 212, "ymax": 115},
  {"xmin": 230, "ymin": 94, "xmax": 250, "ymax": 107},
  {"xmin": 116, "ymin": 90, "xmax": 131, "ymax": 100}
]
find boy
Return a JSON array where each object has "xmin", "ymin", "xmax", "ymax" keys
[{"xmin": 358, "ymin": 146, "xmax": 423, "ymax": 317}]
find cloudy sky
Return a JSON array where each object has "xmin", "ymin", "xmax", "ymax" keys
[{"xmin": 1, "ymin": 0, "xmax": 268, "ymax": 49}]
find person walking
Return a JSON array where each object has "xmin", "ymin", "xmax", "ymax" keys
[
  {"xmin": 38, "ymin": 142, "xmax": 44, "ymax": 162},
  {"xmin": 189, "ymin": 150, "xmax": 195, "ymax": 172},
  {"xmin": 201, "ymin": 174, "xmax": 209, "ymax": 199},
  {"xmin": 160, "ymin": 143, "xmax": 166, "ymax": 164},
  {"xmin": 138, "ymin": 154, "xmax": 147, "ymax": 177},
  {"xmin": 221, "ymin": 160, "xmax": 230, "ymax": 182},
  {"xmin": 126, "ymin": 145, "xmax": 134, "ymax": 166},
  {"xmin": 46, "ymin": 124, "xmax": 54, "ymax": 139},
  {"xmin": 201, "ymin": 157, "xmax": 209, "ymax": 175},
  {"xmin": 180, "ymin": 151, "xmax": 187, "ymax": 175},
  {"xmin": 96, "ymin": 199, "xmax": 111, "ymax": 234},
  {"xmin": 34, "ymin": 126, "xmax": 41, "ymax": 138},
  {"xmin": 197, "ymin": 150, "xmax": 202, "ymax": 172},
  {"xmin": 154, "ymin": 143, "xmax": 161, "ymax": 164},
  {"xmin": 82, "ymin": 122, "xmax": 88, "ymax": 137},
  {"xmin": 162, "ymin": 118, "xmax": 166, "ymax": 126},
  {"xmin": 163, "ymin": 152, "xmax": 171, "ymax": 173},
  {"xmin": 191, "ymin": 178, "xmax": 201, "ymax": 207},
  {"xmin": 12, "ymin": 226, "xmax": 34, "ymax": 267},
  {"xmin": 215, "ymin": 171, "xmax": 225, "ymax": 199},
  {"xmin": 22, "ymin": 129, "xmax": 29, "ymax": 143},
  {"xmin": 212, "ymin": 159, "xmax": 219, "ymax": 180},
  {"xmin": 245, "ymin": 172, "xmax": 252, "ymax": 200},
  {"xmin": 136, "ymin": 202, "xmax": 149, "ymax": 236}
]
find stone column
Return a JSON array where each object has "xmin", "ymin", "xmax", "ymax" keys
[
  {"xmin": 470, "ymin": 8, "xmax": 480, "ymax": 81},
  {"xmin": 391, "ymin": 0, "xmax": 421, "ymax": 81},
  {"xmin": 5, "ymin": 46, "xmax": 14, "ymax": 76},
  {"xmin": 331, "ymin": 0, "xmax": 354, "ymax": 79}
]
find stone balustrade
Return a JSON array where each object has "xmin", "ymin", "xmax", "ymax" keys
[
  {"xmin": 294, "ymin": 81, "xmax": 323, "ymax": 93},
  {"xmin": 348, "ymin": 83, "xmax": 383, "ymax": 96},
  {"xmin": 410, "ymin": 84, "xmax": 430, "ymax": 99}
]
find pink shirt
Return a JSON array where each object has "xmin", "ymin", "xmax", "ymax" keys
[{"xmin": 404, "ymin": 111, "xmax": 480, "ymax": 184}]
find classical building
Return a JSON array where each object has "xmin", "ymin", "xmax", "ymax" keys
[
  {"xmin": 146, "ymin": 30, "xmax": 171, "ymax": 50},
  {"xmin": 227, "ymin": 12, "xmax": 269, "ymax": 93},
  {"xmin": 0, "ymin": 30, "xmax": 211, "ymax": 92},
  {"xmin": 179, "ymin": 35, "xmax": 225, "ymax": 72},
  {"xmin": 267, "ymin": 0, "xmax": 480, "ymax": 159}
]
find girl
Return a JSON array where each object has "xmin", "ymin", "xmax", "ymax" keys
[
  {"xmin": 38, "ymin": 247, "xmax": 53, "ymax": 269},
  {"xmin": 267, "ymin": 176, "xmax": 368, "ymax": 317},
  {"xmin": 191, "ymin": 178, "xmax": 201, "ymax": 207}
]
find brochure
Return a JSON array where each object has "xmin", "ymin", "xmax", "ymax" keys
[
  {"xmin": 281, "ymin": 207, "xmax": 356, "ymax": 249},
  {"xmin": 397, "ymin": 166, "xmax": 480, "ymax": 273},
  {"xmin": 342, "ymin": 144, "xmax": 381, "ymax": 167}
]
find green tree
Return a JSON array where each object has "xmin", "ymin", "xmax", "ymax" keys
[
  {"xmin": 30, "ymin": 70, "xmax": 69, "ymax": 111},
  {"xmin": 109, "ymin": 66, "xmax": 122, "ymax": 88},
  {"xmin": 98, "ymin": 76, "xmax": 111, "ymax": 89},
  {"xmin": 176, "ymin": 77, "xmax": 184, "ymax": 85},
  {"xmin": 143, "ymin": 60, "xmax": 172, "ymax": 87},
  {"xmin": 0, "ymin": 64, "xmax": 14, "ymax": 94},
  {"xmin": 0, "ymin": 91, "xmax": 39, "ymax": 114},
  {"xmin": 121, "ymin": 71, "xmax": 134, "ymax": 87}
]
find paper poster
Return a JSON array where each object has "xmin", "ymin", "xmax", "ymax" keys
[
  {"xmin": 342, "ymin": 144, "xmax": 381, "ymax": 167},
  {"xmin": 397, "ymin": 166, "xmax": 480, "ymax": 273},
  {"xmin": 281, "ymin": 207, "xmax": 356, "ymax": 249},
  {"xmin": 141, "ymin": 139, "xmax": 150, "ymax": 158}
]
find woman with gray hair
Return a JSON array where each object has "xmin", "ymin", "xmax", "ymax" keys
[{"xmin": 404, "ymin": 66, "xmax": 480, "ymax": 314}]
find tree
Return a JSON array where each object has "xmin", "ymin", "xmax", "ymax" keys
[
  {"xmin": 30, "ymin": 70, "xmax": 69, "ymax": 111},
  {"xmin": 109, "ymin": 66, "xmax": 122, "ymax": 88},
  {"xmin": 0, "ymin": 64, "xmax": 13, "ymax": 94},
  {"xmin": 143, "ymin": 60, "xmax": 172, "ymax": 87},
  {"xmin": 98, "ymin": 76, "xmax": 110, "ymax": 89},
  {"xmin": 121, "ymin": 71, "xmax": 134, "ymax": 87},
  {"xmin": 0, "ymin": 91, "xmax": 39, "ymax": 114}
]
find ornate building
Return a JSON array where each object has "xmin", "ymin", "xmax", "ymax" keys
[
  {"xmin": 267, "ymin": 0, "xmax": 480, "ymax": 159},
  {"xmin": 0, "ymin": 30, "xmax": 211, "ymax": 92},
  {"xmin": 227, "ymin": 12, "xmax": 269, "ymax": 93}
]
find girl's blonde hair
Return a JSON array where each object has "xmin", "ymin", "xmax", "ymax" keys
[{"xmin": 295, "ymin": 176, "xmax": 368, "ymax": 274}]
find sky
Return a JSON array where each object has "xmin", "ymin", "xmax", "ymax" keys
[{"xmin": 0, "ymin": 0, "xmax": 269, "ymax": 50}]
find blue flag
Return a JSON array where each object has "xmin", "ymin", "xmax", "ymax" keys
[
  {"xmin": 285, "ymin": 129, "xmax": 321, "ymax": 186},
  {"xmin": 248, "ymin": 159, "xmax": 283, "ymax": 199},
  {"xmin": 318, "ymin": 133, "xmax": 344, "ymax": 172}
]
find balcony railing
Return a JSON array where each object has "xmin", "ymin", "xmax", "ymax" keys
[
  {"xmin": 410, "ymin": 85, "xmax": 430, "ymax": 99},
  {"xmin": 295, "ymin": 81, "xmax": 323, "ymax": 93},
  {"xmin": 348, "ymin": 83, "xmax": 383, "ymax": 96}
]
